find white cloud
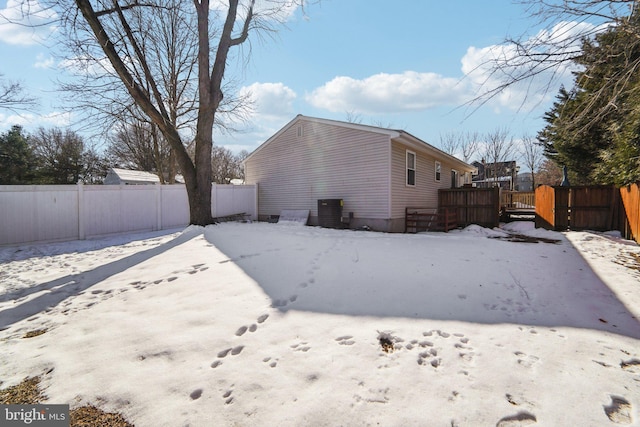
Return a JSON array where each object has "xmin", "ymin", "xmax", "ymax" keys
[
  {"xmin": 34, "ymin": 53, "xmax": 54, "ymax": 69},
  {"xmin": 215, "ymin": 82, "xmax": 296, "ymax": 153},
  {"xmin": 306, "ymin": 71, "xmax": 467, "ymax": 114},
  {"xmin": 0, "ymin": 0, "xmax": 57, "ymax": 45},
  {"xmin": 461, "ymin": 21, "xmax": 594, "ymax": 111},
  {"xmin": 210, "ymin": 0, "xmax": 300, "ymax": 23},
  {"xmin": 58, "ymin": 54, "xmax": 116, "ymax": 78},
  {"xmin": 0, "ymin": 110, "xmax": 72, "ymax": 131},
  {"xmin": 307, "ymin": 20, "xmax": 597, "ymax": 117},
  {"xmin": 239, "ymin": 81, "xmax": 296, "ymax": 122}
]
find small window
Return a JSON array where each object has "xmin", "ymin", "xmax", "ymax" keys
[
  {"xmin": 406, "ymin": 151, "xmax": 416, "ymax": 186},
  {"xmin": 297, "ymin": 125, "xmax": 304, "ymax": 137},
  {"xmin": 435, "ymin": 161, "xmax": 441, "ymax": 182}
]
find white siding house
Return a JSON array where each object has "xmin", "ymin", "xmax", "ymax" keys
[{"xmin": 243, "ymin": 115, "xmax": 476, "ymax": 232}]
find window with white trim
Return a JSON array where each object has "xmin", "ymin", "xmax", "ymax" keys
[
  {"xmin": 406, "ymin": 151, "xmax": 416, "ymax": 186},
  {"xmin": 435, "ymin": 161, "xmax": 441, "ymax": 182}
]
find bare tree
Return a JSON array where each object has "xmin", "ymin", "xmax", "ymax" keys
[
  {"xmin": 438, "ymin": 132, "xmax": 461, "ymax": 156},
  {"xmin": 537, "ymin": 158, "xmax": 564, "ymax": 186},
  {"xmin": 520, "ymin": 135, "xmax": 544, "ymax": 189},
  {"xmin": 235, "ymin": 149, "xmax": 249, "ymax": 181},
  {"xmin": 11, "ymin": 0, "xmax": 300, "ymax": 224},
  {"xmin": 471, "ymin": 0, "xmax": 638, "ymax": 123},
  {"xmin": 106, "ymin": 120, "xmax": 175, "ymax": 183},
  {"xmin": 58, "ymin": 1, "xmax": 250, "ymax": 136},
  {"xmin": 0, "ymin": 73, "xmax": 38, "ymax": 112},
  {"xmin": 344, "ymin": 110, "xmax": 363, "ymax": 124},
  {"xmin": 481, "ymin": 128, "xmax": 517, "ymax": 187},
  {"xmin": 211, "ymin": 145, "xmax": 237, "ymax": 184},
  {"xmin": 461, "ymin": 131, "xmax": 479, "ymax": 163},
  {"xmin": 439, "ymin": 131, "xmax": 479, "ymax": 163}
]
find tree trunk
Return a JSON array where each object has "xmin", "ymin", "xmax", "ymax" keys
[{"xmin": 186, "ymin": 179, "xmax": 213, "ymax": 226}]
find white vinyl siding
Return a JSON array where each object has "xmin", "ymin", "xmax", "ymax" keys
[
  {"xmin": 244, "ymin": 119, "xmax": 391, "ymax": 219},
  {"xmin": 390, "ymin": 141, "xmax": 459, "ymax": 219}
]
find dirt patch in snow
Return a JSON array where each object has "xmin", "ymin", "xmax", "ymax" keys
[
  {"xmin": 0, "ymin": 375, "xmax": 134, "ymax": 427},
  {"xmin": 489, "ymin": 233, "xmax": 562, "ymax": 244}
]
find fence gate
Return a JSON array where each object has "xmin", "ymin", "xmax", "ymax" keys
[{"xmin": 535, "ymin": 185, "xmax": 616, "ymax": 231}]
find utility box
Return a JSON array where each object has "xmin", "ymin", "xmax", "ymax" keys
[{"xmin": 317, "ymin": 199, "xmax": 343, "ymax": 228}]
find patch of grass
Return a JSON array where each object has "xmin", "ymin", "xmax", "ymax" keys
[
  {"xmin": 628, "ymin": 252, "xmax": 640, "ymax": 272},
  {"xmin": 0, "ymin": 376, "xmax": 43, "ymax": 404},
  {"xmin": 70, "ymin": 405, "xmax": 134, "ymax": 427},
  {"xmin": 0, "ymin": 376, "xmax": 134, "ymax": 426},
  {"xmin": 614, "ymin": 251, "xmax": 640, "ymax": 273},
  {"xmin": 22, "ymin": 329, "xmax": 47, "ymax": 338}
]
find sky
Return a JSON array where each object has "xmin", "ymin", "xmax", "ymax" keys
[
  {"xmin": 0, "ymin": 1, "xmax": 582, "ymax": 159},
  {"xmin": 1, "ymin": 221, "xmax": 639, "ymax": 425}
]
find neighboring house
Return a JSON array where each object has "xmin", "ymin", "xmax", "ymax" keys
[
  {"xmin": 104, "ymin": 168, "xmax": 160, "ymax": 185},
  {"xmin": 471, "ymin": 160, "xmax": 519, "ymax": 190},
  {"xmin": 516, "ymin": 172, "xmax": 533, "ymax": 192},
  {"xmin": 243, "ymin": 115, "xmax": 476, "ymax": 232}
]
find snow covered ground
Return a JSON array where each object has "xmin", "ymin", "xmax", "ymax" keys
[{"xmin": 0, "ymin": 221, "xmax": 639, "ymax": 426}]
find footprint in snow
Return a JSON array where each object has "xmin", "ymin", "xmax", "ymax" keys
[
  {"xmin": 272, "ymin": 299, "xmax": 288, "ymax": 308},
  {"xmin": 217, "ymin": 345, "xmax": 244, "ymax": 358},
  {"xmin": 621, "ymin": 359, "xmax": 640, "ymax": 374},
  {"xmin": 514, "ymin": 351, "xmax": 539, "ymax": 368},
  {"xmin": 335, "ymin": 335, "xmax": 355, "ymax": 346},
  {"xmin": 263, "ymin": 357, "xmax": 277, "ymax": 368},
  {"xmin": 222, "ymin": 389, "xmax": 234, "ymax": 405},
  {"xmin": 291, "ymin": 342, "xmax": 311, "ymax": 352},
  {"xmin": 496, "ymin": 411, "xmax": 537, "ymax": 426},
  {"xmin": 604, "ymin": 395, "xmax": 633, "ymax": 424}
]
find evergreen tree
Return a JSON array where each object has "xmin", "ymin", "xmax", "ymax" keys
[
  {"xmin": 0, "ymin": 125, "xmax": 35, "ymax": 184},
  {"xmin": 538, "ymin": 86, "xmax": 607, "ymax": 184},
  {"xmin": 539, "ymin": 10, "xmax": 640, "ymax": 185},
  {"xmin": 30, "ymin": 127, "xmax": 95, "ymax": 184}
]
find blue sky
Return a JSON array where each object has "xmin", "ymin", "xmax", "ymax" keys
[{"xmin": 0, "ymin": 1, "xmax": 580, "ymax": 160}]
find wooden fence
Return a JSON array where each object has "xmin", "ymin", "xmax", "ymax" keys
[
  {"xmin": 438, "ymin": 187, "xmax": 500, "ymax": 229},
  {"xmin": 0, "ymin": 183, "xmax": 258, "ymax": 246},
  {"xmin": 535, "ymin": 184, "xmax": 640, "ymax": 243}
]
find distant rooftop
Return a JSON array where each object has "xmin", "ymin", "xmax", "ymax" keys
[{"xmin": 104, "ymin": 168, "xmax": 161, "ymax": 185}]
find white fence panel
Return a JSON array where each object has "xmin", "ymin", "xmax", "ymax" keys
[
  {"xmin": 0, "ymin": 185, "xmax": 79, "ymax": 244},
  {"xmin": 161, "ymin": 185, "xmax": 189, "ymax": 228},
  {"xmin": 212, "ymin": 184, "xmax": 258, "ymax": 218},
  {"xmin": 82, "ymin": 186, "xmax": 158, "ymax": 237},
  {"xmin": 0, "ymin": 183, "xmax": 257, "ymax": 245}
]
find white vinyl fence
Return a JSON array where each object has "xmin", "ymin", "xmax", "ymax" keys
[{"xmin": 0, "ymin": 183, "xmax": 257, "ymax": 246}]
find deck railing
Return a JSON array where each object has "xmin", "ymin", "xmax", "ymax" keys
[
  {"xmin": 500, "ymin": 191, "xmax": 535, "ymax": 209},
  {"xmin": 405, "ymin": 207, "xmax": 457, "ymax": 233}
]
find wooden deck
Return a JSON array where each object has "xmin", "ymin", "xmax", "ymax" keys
[{"xmin": 500, "ymin": 191, "xmax": 536, "ymax": 222}]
